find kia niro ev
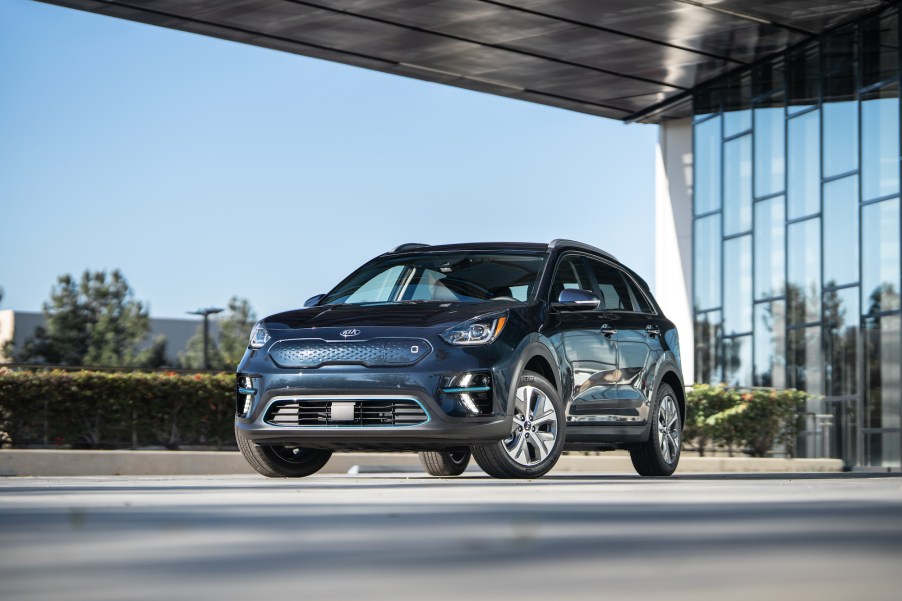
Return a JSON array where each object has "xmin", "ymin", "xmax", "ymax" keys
[{"xmin": 235, "ymin": 240, "xmax": 684, "ymax": 479}]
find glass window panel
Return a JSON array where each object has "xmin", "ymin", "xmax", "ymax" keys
[
  {"xmin": 861, "ymin": 84, "xmax": 900, "ymax": 201},
  {"xmin": 754, "ymin": 195, "xmax": 786, "ymax": 299},
  {"xmin": 694, "ymin": 116, "xmax": 722, "ymax": 215},
  {"xmin": 824, "ymin": 287, "xmax": 859, "ymax": 397},
  {"xmin": 694, "ymin": 310, "xmax": 722, "ymax": 385},
  {"xmin": 754, "ymin": 102, "xmax": 786, "ymax": 198},
  {"xmin": 723, "ymin": 135, "xmax": 752, "ymax": 235},
  {"xmin": 723, "ymin": 235, "xmax": 752, "ymax": 335},
  {"xmin": 754, "ymin": 300, "xmax": 786, "ymax": 388},
  {"xmin": 694, "ymin": 214, "xmax": 722, "ymax": 311},
  {"xmin": 864, "ymin": 431, "xmax": 901, "ymax": 469},
  {"xmin": 787, "ymin": 42, "xmax": 819, "ymax": 115},
  {"xmin": 752, "ymin": 58, "xmax": 784, "ymax": 99},
  {"xmin": 723, "ymin": 73, "xmax": 752, "ymax": 136},
  {"xmin": 863, "ymin": 313, "xmax": 901, "ymax": 431},
  {"xmin": 723, "ymin": 335, "xmax": 752, "ymax": 387},
  {"xmin": 862, "ymin": 10, "xmax": 899, "ymax": 88},
  {"xmin": 787, "ymin": 218, "xmax": 822, "ymax": 324},
  {"xmin": 787, "ymin": 110, "xmax": 821, "ymax": 219},
  {"xmin": 823, "ymin": 175, "xmax": 859, "ymax": 288},
  {"xmin": 823, "ymin": 102, "xmax": 859, "ymax": 177},
  {"xmin": 787, "ymin": 326, "xmax": 823, "ymax": 395},
  {"xmin": 862, "ymin": 198, "xmax": 901, "ymax": 314}
]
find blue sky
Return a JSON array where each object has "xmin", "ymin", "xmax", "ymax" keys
[{"xmin": 0, "ymin": 0, "xmax": 657, "ymax": 320}]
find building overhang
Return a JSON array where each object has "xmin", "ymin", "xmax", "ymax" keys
[{"xmin": 37, "ymin": 0, "xmax": 895, "ymax": 122}]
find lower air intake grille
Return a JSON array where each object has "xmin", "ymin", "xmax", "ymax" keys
[{"xmin": 265, "ymin": 399, "xmax": 428, "ymax": 427}]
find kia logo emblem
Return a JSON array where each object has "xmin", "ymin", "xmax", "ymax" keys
[{"xmin": 340, "ymin": 329, "xmax": 361, "ymax": 338}]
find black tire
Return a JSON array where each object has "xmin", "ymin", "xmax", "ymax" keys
[
  {"xmin": 235, "ymin": 426, "xmax": 333, "ymax": 478},
  {"xmin": 630, "ymin": 383, "xmax": 682, "ymax": 477},
  {"xmin": 472, "ymin": 371, "xmax": 565, "ymax": 479},
  {"xmin": 418, "ymin": 448, "xmax": 471, "ymax": 476}
]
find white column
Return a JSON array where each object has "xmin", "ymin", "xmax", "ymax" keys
[{"xmin": 655, "ymin": 119, "xmax": 695, "ymax": 383}]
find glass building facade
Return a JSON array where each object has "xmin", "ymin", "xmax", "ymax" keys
[{"xmin": 692, "ymin": 6, "xmax": 901, "ymax": 469}]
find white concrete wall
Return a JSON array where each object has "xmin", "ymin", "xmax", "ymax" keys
[{"xmin": 655, "ymin": 119, "xmax": 694, "ymax": 383}]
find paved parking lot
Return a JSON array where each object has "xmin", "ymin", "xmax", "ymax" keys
[{"xmin": 2, "ymin": 472, "xmax": 901, "ymax": 601}]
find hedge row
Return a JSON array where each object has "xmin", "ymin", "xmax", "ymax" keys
[
  {"xmin": 0, "ymin": 369, "xmax": 235, "ymax": 449},
  {"xmin": 684, "ymin": 384, "xmax": 809, "ymax": 457}
]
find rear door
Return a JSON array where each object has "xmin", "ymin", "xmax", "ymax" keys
[{"xmin": 584, "ymin": 258, "xmax": 663, "ymax": 425}]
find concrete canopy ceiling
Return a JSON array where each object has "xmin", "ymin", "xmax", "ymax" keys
[{"xmin": 38, "ymin": 0, "xmax": 896, "ymax": 122}]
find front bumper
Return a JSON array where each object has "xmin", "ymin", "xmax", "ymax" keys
[{"xmin": 234, "ymin": 332, "xmax": 518, "ymax": 451}]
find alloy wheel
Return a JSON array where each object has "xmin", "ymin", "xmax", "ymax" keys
[
  {"xmin": 657, "ymin": 395, "xmax": 681, "ymax": 464},
  {"xmin": 504, "ymin": 384, "xmax": 559, "ymax": 466}
]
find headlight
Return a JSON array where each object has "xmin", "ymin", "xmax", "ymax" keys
[
  {"xmin": 249, "ymin": 322, "xmax": 270, "ymax": 349},
  {"xmin": 440, "ymin": 311, "xmax": 508, "ymax": 346}
]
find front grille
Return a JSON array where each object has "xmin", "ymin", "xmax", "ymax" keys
[
  {"xmin": 268, "ymin": 338, "xmax": 431, "ymax": 368},
  {"xmin": 265, "ymin": 399, "xmax": 428, "ymax": 427}
]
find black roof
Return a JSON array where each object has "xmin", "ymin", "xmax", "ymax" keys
[
  {"xmin": 38, "ymin": 0, "xmax": 894, "ymax": 123},
  {"xmin": 385, "ymin": 239, "xmax": 617, "ymax": 261}
]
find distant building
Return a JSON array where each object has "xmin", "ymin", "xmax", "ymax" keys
[{"xmin": 0, "ymin": 309, "xmax": 218, "ymax": 367}]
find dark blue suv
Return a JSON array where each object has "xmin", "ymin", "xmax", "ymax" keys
[{"xmin": 235, "ymin": 240, "xmax": 684, "ymax": 479}]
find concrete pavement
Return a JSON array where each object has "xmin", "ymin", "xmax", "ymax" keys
[{"xmin": 1, "ymin": 472, "xmax": 900, "ymax": 601}]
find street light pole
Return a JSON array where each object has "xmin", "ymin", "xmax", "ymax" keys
[{"xmin": 187, "ymin": 307, "xmax": 224, "ymax": 369}]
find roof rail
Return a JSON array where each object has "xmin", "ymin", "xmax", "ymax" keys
[
  {"xmin": 548, "ymin": 239, "xmax": 618, "ymax": 261},
  {"xmin": 388, "ymin": 242, "xmax": 430, "ymax": 253}
]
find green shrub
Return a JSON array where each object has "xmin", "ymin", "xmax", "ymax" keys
[
  {"xmin": 0, "ymin": 368, "xmax": 235, "ymax": 449},
  {"xmin": 686, "ymin": 385, "xmax": 808, "ymax": 457}
]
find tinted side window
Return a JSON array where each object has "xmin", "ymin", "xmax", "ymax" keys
[
  {"xmin": 549, "ymin": 256, "xmax": 593, "ymax": 302},
  {"xmin": 625, "ymin": 276, "xmax": 655, "ymax": 313},
  {"xmin": 587, "ymin": 260, "xmax": 634, "ymax": 311}
]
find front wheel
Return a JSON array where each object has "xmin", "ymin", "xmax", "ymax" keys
[
  {"xmin": 630, "ymin": 384, "xmax": 682, "ymax": 477},
  {"xmin": 419, "ymin": 448, "xmax": 471, "ymax": 476},
  {"xmin": 472, "ymin": 371, "xmax": 565, "ymax": 479},
  {"xmin": 236, "ymin": 426, "xmax": 332, "ymax": 478}
]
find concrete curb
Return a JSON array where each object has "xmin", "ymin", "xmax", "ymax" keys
[{"xmin": 0, "ymin": 449, "xmax": 844, "ymax": 476}]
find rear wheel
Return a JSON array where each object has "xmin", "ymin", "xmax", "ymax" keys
[
  {"xmin": 419, "ymin": 448, "xmax": 471, "ymax": 476},
  {"xmin": 472, "ymin": 371, "xmax": 565, "ymax": 479},
  {"xmin": 235, "ymin": 427, "xmax": 332, "ymax": 478},
  {"xmin": 630, "ymin": 383, "xmax": 681, "ymax": 477}
]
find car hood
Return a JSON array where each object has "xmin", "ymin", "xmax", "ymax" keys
[{"xmin": 264, "ymin": 301, "xmax": 518, "ymax": 330}]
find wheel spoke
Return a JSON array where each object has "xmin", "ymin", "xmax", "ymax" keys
[
  {"xmin": 532, "ymin": 411, "xmax": 555, "ymax": 428},
  {"xmin": 533, "ymin": 433, "xmax": 549, "ymax": 461}
]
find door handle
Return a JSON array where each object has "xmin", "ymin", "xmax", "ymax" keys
[
  {"xmin": 645, "ymin": 324, "xmax": 661, "ymax": 337},
  {"xmin": 600, "ymin": 324, "xmax": 618, "ymax": 336}
]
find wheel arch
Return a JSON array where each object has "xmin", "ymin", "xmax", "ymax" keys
[
  {"xmin": 507, "ymin": 341, "xmax": 562, "ymax": 412},
  {"xmin": 658, "ymin": 369, "xmax": 686, "ymax": 427}
]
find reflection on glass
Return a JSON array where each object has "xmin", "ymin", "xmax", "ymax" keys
[
  {"xmin": 754, "ymin": 301, "xmax": 786, "ymax": 387},
  {"xmin": 862, "ymin": 198, "xmax": 901, "ymax": 314},
  {"xmin": 724, "ymin": 135, "xmax": 752, "ymax": 235},
  {"xmin": 861, "ymin": 86, "xmax": 900, "ymax": 201},
  {"xmin": 723, "ymin": 335, "xmax": 752, "ymax": 387},
  {"xmin": 754, "ymin": 105, "xmax": 786, "ymax": 197},
  {"xmin": 823, "ymin": 102, "xmax": 859, "ymax": 177},
  {"xmin": 823, "ymin": 175, "xmax": 859, "ymax": 287},
  {"xmin": 865, "ymin": 432, "xmax": 901, "ymax": 469},
  {"xmin": 787, "ymin": 326, "xmax": 823, "ymax": 395},
  {"xmin": 787, "ymin": 218, "xmax": 821, "ymax": 324},
  {"xmin": 825, "ymin": 287, "xmax": 859, "ymax": 397},
  {"xmin": 694, "ymin": 310, "xmax": 721, "ymax": 385},
  {"xmin": 694, "ymin": 214, "xmax": 721, "ymax": 311},
  {"xmin": 862, "ymin": 10, "xmax": 899, "ymax": 88},
  {"xmin": 754, "ymin": 196, "xmax": 785, "ymax": 299},
  {"xmin": 863, "ymin": 313, "xmax": 901, "ymax": 432},
  {"xmin": 723, "ymin": 235, "xmax": 752, "ymax": 335},
  {"xmin": 824, "ymin": 26, "xmax": 857, "ymax": 102},
  {"xmin": 787, "ymin": 110, "xmax": 820, "ymax": 219},
  {"xmin": 694, "ymin": 116, "xmax": 721, "ymax": 215},
  {"xmin": 787, "ymin": 42, "xmax": 819, "ymax": 115}
]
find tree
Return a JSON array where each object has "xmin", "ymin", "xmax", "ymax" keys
[
  {"xmin": 18, "ymin": 270, "xmax": 163, "ymax": 367},
  {"xmin": 0, "ymin": 287, "xmax": 12, "ymax": 361},
  {"xmin": 179, "ymin": 297, "xmax": 256, "ymax": 370}
]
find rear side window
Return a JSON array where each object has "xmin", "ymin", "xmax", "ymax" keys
[
  {"xmin": 625, "ymin": 276, "xmax": 655, "ymax": 313},
  {"xmin": 586, "ymin": 259, "xmax": 634, "ymax": 311}
]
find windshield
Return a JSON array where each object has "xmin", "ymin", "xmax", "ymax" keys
[{"xmin": 320, "ymin": 252, "xmax": 548, "ymax": 305}]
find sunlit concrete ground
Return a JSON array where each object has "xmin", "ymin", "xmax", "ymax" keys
[{"xmin": 1, "ymin": 472, "xmax": 901, "ymax": 601}]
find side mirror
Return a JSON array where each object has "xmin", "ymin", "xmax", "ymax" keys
[
  {"xmin": 304, "ymin": 294, "xmax": 325, "ymax": 308},
  {"xmin": 552, "ymin": 289, "xmax": 601, "ymax": 311}
]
